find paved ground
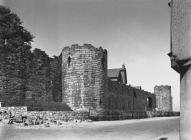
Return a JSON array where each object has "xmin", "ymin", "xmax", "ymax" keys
[{"xmin": 0, "ymin": 117, "xmax": 179, "ymax": 140}]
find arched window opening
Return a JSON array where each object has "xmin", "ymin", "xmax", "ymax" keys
[
  {"xmin": 147, "ymin": 97, "xmax": 152, "ymax": 108},
  {"xmin": 68, "ymin": 56, "xmax": 71, "ymax": 67}
]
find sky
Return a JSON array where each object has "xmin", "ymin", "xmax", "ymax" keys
[{"xmin": 1, "ymin": 0, "xmax": 180, "ymax": 111}]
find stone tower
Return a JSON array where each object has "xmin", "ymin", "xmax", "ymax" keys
[
  {"xmin": 154, "ymin": 85, "xmax": 173, "ymax": 112},
  {"xmin": 61, "ymin": 44, "xmax": 107, "ymax": 112}
]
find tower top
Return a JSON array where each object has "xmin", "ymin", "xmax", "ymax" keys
[{"xmin": 122, "ymin": 64, "xmax": 126, "ymax": 69}]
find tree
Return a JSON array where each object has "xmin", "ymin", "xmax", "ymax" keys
[
  {"xmin": 0, "ymin": 6, "xmax": 34, "ymax": 47},
  {"xmin": 0, "ymin": 6, "xmax": 34, "ymax": 105}
]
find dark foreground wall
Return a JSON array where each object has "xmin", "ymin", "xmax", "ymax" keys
[
  {"xmin": 103, "ymin": 80, "xmax": 156, "ymax": 115},
  {"xmin": 0, "ymin": 47, "xmax": 62, "ymax": 107}
]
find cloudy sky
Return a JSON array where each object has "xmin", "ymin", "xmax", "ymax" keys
[{"xmin": 1, "ymin": 0, "xmax": 180, "ymax": 111}]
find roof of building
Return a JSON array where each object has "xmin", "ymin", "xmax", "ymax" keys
[
  {"xmin": 108, "ymin": 68, "xmax": 122, "ymax": 78},
  {"xmin": 108, "ymin": 65, "xmax": 127, "ymax": 84}
]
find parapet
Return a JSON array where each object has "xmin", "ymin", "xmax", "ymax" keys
[
  {"xmin": 62, "ymin": 44, "xmax": 107, "ymax": 54},
  {"xmin": 154, "ymin": 85, "xmax": 171, "ymax": 90}
]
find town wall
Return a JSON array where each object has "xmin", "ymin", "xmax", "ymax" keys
[
  {"xmin": 0, "ymin": 47, "xmax": 62, "ymax": 107},
  {"xmin": 0, "ymin": 43, "xmax": 175, "ymax": 120},
  {"xmin": 25, "ymin": 49, "xmax": 52, "ymax": 102},
  {"xmin": 0, "ymin": 47, "xmax": 26, "ymax": 106},
  {"xmin": 104, "ymin": 80, "xmax": 156, "ymax": 114},
  {"xmin": 50, "ymin": 55, "xmax": 62, "ymax": 102}
]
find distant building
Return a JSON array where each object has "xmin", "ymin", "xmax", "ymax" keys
[
  {"xmin": 108, "ymin": 64, "xmax": 127, "ymax": 84},
  {"xmin": 154, "ymin": 85, "xmax": 173, "ymax": 112},
  {"xmin": 134, "ymin": 86, "xmax": 142, "ymax": 90}
]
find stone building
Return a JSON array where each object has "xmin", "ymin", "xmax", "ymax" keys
[
  {"xmin": 61, "ymin": 44, "xmax": 156, "ymax": 117},
  {"xmin": 154, "ymin": 85, "xmax": 173, "ymax": 112},
  {"xmin": 108, "ymin": 64, "xmax": 127, "ymax": 84}
]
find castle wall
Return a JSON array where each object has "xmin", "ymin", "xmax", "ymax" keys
[
  {"xmin": 154, "ymin": 85, "xmax": 173, "ymax": 112},
  {"xmin": 25, "ymin": 49, "xmax": 52, "ymax": 102},
  {"xmin": 105, "ymin": 80, "xmax": 156, "ymax": 114},
  {"xmin": 0, "ymin": 48, "xmax": 26, "ymax": 106},
  {"xmin": 50, "ymin": 55, "xmax": 62, "ymax": 102},
  {"xmin": 0, "ymin": 47, "xmax": 62, "ymax": 107},
  {"xmin": 61, "ymin": 44, "xmax": 107, "ymax": 112}
]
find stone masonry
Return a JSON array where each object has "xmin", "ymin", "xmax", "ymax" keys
[
  {"xmin": 61, "ymin": 44, "xmax": 157, "ymax": 118},
  {"xmin": 168, "ymin": 0, "xmax": 191, "ymax": 139},
  {"xmin": 0, "ymin": 43, "xmax": 173, "ymax": 119},
  {"xmin": 154, "ymin": 85, "xmax": 173, "ymax": 112},
  {"xmin": 0, "ymin": 5, "xmax": 175, "ymax": 121},
  {"xmin": 106, "ymin": 79, "xmax": 156, "ymax": 113},
  {"xmin": 61, "ymin": 44, "xmax": 107, "ymax": 113}
]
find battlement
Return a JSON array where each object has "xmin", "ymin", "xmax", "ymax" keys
[
  {"xmin": 62, "ymin": 44, "xmax": 107, "ymax": 54},
  {"xmin": 154, "ymin": 85, "xmax": 171, "ymax": 89}
]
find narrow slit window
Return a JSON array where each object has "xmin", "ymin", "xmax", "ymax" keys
[{"xmin": 68, "ymin": 56, "xmax": 71, "ymax": 67}]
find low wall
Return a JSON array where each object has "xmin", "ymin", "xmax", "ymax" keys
[
  {"xmin": 0, "ymin": 106, "xmax": 180, "ymax": 122},
  {"xmin": 0, "ymin": 106, "xmax": 27, "ymax": 116},
  {"xmin": 27, "ymin": 111, "xmax": 89, "ymax": 121},
  {"xmin": 0, "ymin": 106, "xmax": 89, "ymax": 121},
  {"xmin": 91, "ymin": 110, "xmax": 180, "ymax": 121},
  {"xmin": 95, "ymin": 111, "xmax": 147, "ymax": 121},
  {"xmin": 151, "ymin": 111, "xmax": 180, "ymax": 117}
]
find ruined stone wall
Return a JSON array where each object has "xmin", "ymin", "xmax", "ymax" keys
[
  {"xmin": 105, "ymin": 80, "xmax": 156, "ymax": 113},
  {"xmin": 25, "ymin": 49, "xmax": 52, "ymax": 102},
  {"xmin": 0, "ymin": 46, "xmax": 63, "ymax": 107},
  {"xmin": 0, "ymin": 106, "xmax": 179, "ymax": 122},
  {"xmin": 0, "ymin": 47, "xmax": 27, "ymax": 106},
  {"xmin": 154, "ymin": 85, "xmax": 173, "ymax": 112},
  {"xmin": 26, "ymin": 49, "xmax": 63, "ymax": 103},
  {"xmin": 0, "ymin": 106, "xmax": 27, "ymax": 116},
  {"xmin": 50, "ymin": 55, "xmax": 62, "ymax": 102},
  {"xmin": 62, "ymin": 44, "xmax": 107, "ymax": 112},
  {"xmin": 0, "ymin": 106, "xmax": 88, "ymax": 121}
]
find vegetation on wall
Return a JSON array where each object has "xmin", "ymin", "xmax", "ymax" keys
[{"xmin": 0, "ymin": 6, "xmax": 62, "ymax": 107}]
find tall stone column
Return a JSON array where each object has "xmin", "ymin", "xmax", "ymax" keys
[
  {"xmin": 169, "ymin": 0, "xmax": 191, "ymax": 139},
  {"xmin": 180, "ymin": 66, "xmax": 191, "ymax": 139}
]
